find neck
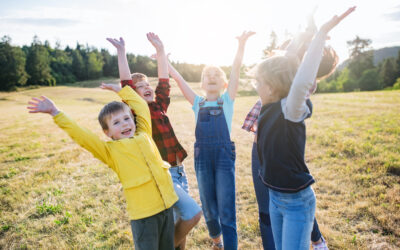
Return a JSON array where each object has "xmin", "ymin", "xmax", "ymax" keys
[
  {"xmin": 261, "ymin": 94, "xmax": 280, "ymax": 106},
  {"xmin": 205, "ymin": 92, "xmax": 220, "ymax": 101}
]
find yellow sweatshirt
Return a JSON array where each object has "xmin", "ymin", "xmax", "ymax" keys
[{"xmin": 53, "ymin": 86, "xmax": 178, "ymax": 220}]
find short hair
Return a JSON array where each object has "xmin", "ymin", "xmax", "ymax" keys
[
  {"xmin": 256, "ymin": 55, "xmax": 300, "ymax": 99},
  {"xmin": 201, "ymin": 65, "xmax": 228, "ymax": 85},
  {"xmin": 98, "ymin": 101, "xmax": 133, "ymax": 130},
  {"xmin": 131, "ymin": 73, "xmax": 148, "ymax": 85}
]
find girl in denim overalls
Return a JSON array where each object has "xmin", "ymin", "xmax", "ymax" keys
[{"xmin": 167, "ymin": 31, "xmax": 255, "ymax": 250}]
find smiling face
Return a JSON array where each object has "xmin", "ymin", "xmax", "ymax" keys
[
  {"xmin": 104, "ymin": 109, "xmax": 136, "ymax": 140},
  {"xmin": 201, "ymin": 66, "xmax": 227, "ymax": 94},
  {"xmin": 135, "ymin": 80, "xmax": 154, "ymax": 103}
]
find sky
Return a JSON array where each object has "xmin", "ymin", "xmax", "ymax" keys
[{"xmin": 1, "ymin": 0, "xmax": 399, "ymax": 66}]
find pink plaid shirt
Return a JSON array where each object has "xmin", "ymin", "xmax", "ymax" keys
[{"xmin": 242, "ymin": 100, "xmax": 262, "ymax": 134}]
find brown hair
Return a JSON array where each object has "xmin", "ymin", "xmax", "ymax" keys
[
  {"xmin": 98, "ymin": 101, "xmax": 133, "ymax": 130},
  {"xmin": 317, "ymin": 46, "xmax": 338, "ymax": 80},
  {"xmin": 131, "ymin": 73, "xmax": 147, "ymax": 85}
]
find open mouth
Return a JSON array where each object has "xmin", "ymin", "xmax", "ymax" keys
[
  {"xmin": 144, "ymin": 91, "xmax": 152, "ymax": 97},
  {"xmin": 121, "ymin": 129, "xmax": 132, "ymax": 136}
]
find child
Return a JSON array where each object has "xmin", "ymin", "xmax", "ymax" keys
[
  {"xmin": 167, "ymin": 31, "xmax": 255, "ymax": 250},
  {"xmin": 27, "ymin": 84, "xmax": 178, "ymax": 250},
  {"xmin": 254, "ymin": 7, "xmax": 355, "ymax": 250},
  {"xmin": 106, "ymin": 34, "xmax": 202, "ymax": 250},
  {"xmin": 243, "ymin": 14, "xmax": 338, "ymax": 250}
]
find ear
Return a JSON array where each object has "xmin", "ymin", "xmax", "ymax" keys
[
  {"xmin": 224, "ymin": 82, "xmax": 228, "ymax": 89},
  {"xmin": 103, "ymin": 129, "xmax": 111, "ymax": 137}
]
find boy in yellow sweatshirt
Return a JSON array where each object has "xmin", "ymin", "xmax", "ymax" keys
[{"xmin": 27, "ymin": 84, "xmax": 178, "ymax": 250}]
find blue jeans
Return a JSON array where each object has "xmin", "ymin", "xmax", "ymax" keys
[
  {"xmin": 269, "ymin": 186, "xmax": 316, "ymax": 250},
  {"xmin": 194, "ymin": 103, "xmax": 237, "ymax": 250},
  {"xmin": 195, "ymin": 143, "xmax": 237, "ymax": 250},
  {"xmin": 170, "ymin": 165, "xmax": 202, "ymax": 222},
  {"xmin": 252, "ymin": 142, "xmax": 275, "ymax": 249}
]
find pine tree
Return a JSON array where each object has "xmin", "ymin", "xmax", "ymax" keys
[
  {"xmin": 26, "ymin": 36, "xmax": 55, "ymax": 85},
  {"xmin": 0, "ymin": 36, "xmax": 28, "ymax": 91}
]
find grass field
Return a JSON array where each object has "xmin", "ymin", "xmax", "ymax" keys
[{"xmin": 0, "ymin": 79, "xmax": 399, "ymax": 249}]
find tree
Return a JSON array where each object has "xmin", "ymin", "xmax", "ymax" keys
[
  {"xmin": 358, "ymin": 68, "xmax": 381, "ymax": 91},
  {"xmin": 71, "ymin": 50, "xmax": 86, "ymax": 80},
  {"xmin": 262, "ymin": 31, "xmax": 278, "ymax": 58},
  {"xmin": 87, "ymin": 51, "xmax": 104, "ymax": 79},
  {"xmin": 26, "ymin": 36, "xmax": 55, "ymax": 85},
  {"xmin": 0, "ymin": 36, "xmax": 28, "ymax": 91},
  {"xmin": 101, "ymin": 49, "xmax": 118, "ymax": 77},
  {"xmin": 347, "ymin": 36, "xmax": 372, "ymax": 58},
  {"xmin": 380, "ymin": 57, "xmax": 397, "ymax": 88}
]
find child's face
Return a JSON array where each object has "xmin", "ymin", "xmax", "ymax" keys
[
  {"xmin": 201, "ymin": 69, "xmax": 225, "ymax": 94},
  {"xmin": 135, "ymin": 80, "xmax": 154, "ymax": 103},
  {"xmin": 255, "ymin": 79, "xmax": 274, "ymax": 105},
  {"xmin": 104, "ymin": 110, "xmax": 136, "ymax": 140}
]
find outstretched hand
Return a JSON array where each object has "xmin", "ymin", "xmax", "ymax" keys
[
  {"xmin": 106, "ymin": 37, "xmax": 125, "ymax": 51},
  {"xmin": 100, "ymin": 83, "xmax": 122, "ymax": 93},
  {"xmin": 27, "ymin": 96, "xmax": 59, "ymax": 116},
  {"xmin": 236, "ymin": 31, "xmax": 256, "ymax": 45},
  {"xmin": 320, "ymin": 6, "xmax": 356, "ymax": 34},
  {"xmin": 146, "ymin": 32, "xmax": 164, "ymax": 51}
]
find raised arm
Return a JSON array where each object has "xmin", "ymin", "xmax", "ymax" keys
[
  {"xmin": 27, "ymin": 96, "xmax": 113, "ymax": 168},
  {"xmin": 285, "ymin": 9, "xmax": 317, "ymax": 59},
  {"xmin": 167, "ymin": 60, "xmax": 196, "ymax": 105},
  {"xmin": 147, "ymin": 32, "xmax": 168, "ymax": 79},
  {"xmin": 101, "ymin": 83, "xmax": 152, "ymax": 136},
  {"xmin": 106, "ymin": 37, "xmax": 131, "ymax": 81},
  {"xmin": 228, "ymin": 31, "xmax": 255, "ymax": 100},
  {"xmin": 285, "ymin": 7, "xmax": 356, "ymax": 122}
]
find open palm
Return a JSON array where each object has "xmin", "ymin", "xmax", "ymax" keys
[{"xmin": 27, "ymin": 96, "xmax": 59, "ymax": 116}]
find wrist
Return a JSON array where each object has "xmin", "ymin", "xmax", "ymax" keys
[{"xmin": 50, "ymin": 108, "xmax": 60, "ymax": 116}]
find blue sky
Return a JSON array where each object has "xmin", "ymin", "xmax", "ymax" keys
[{"xmin": 1, "ymin": 0, "xmax": 399, "ymax": 66}]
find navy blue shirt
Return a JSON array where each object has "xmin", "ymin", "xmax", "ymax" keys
[{"xmin": 257, "ymin": 98, "xmax": 314, "ymax": 193}]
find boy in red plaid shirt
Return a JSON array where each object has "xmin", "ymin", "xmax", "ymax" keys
[{"xmin": 107, "ymin": 33, "xmax": 202, "ymax": 250}]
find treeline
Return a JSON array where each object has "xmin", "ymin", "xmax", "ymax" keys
[
  {"xmin": 318, "ymin": 36, "xmax": 400, "ymax": 92},
  {"xmin": 0, "ymin": 35, "xmax": 207, "ymax": 91}
]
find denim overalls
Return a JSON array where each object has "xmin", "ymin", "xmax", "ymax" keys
[{"xmin": 194, "ymin": 98, "xmax": 237, "ymax": 250}]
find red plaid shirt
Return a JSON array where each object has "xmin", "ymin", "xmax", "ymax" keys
[
  {"xmin": 242, "ymin": 100, "xmax": 262, "ymax": 134},
  {"xmin": 121, "ymin": 78, "xmax": 187, "ymax": 166}
]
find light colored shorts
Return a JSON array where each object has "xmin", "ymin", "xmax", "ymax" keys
[{"xmin": 169, "ymin": 165, "xmax": 202, "ymax": 221}]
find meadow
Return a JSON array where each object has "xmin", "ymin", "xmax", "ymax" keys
[{"xmin": 0, "ymin": 79, "xmax": 399, "ymax": 249}]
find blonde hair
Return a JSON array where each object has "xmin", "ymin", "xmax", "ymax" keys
[
  {"xmin": 130, "ymin": 73, "xmax": 147, "ymax": 85},
  {"xmin": 201, "ymin": 65, "xmax": 228, "ymax": 86},
  {"xmin": 255, "ymin": 55, "xmax": 300, "ymax": 99}
]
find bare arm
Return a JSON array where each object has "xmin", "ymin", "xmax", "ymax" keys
[
  {"xmin": 228, "ymin": 31, "xmax": 255, "ymax": 100},
  {"xmin": 285, "ymin": 9, "xmax": 317, "ymax": 58},
  {"xmin": 167, "ymin": 60, "xmax": 196, "ymax": 105},
  {"xmin": 106, "ymin": 37, "xmax": 131, "ymax": 81},
  {"xmin": 285, "ymin": 7, "xmax": 356, "ymax": 122},
  {"xmin": 146, "ymin": 32, "xmax": 168, "ymax": 79}
]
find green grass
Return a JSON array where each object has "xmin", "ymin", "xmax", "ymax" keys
[{"xmin": 0, "ymin": 79, "xmax": 399, "ymax": 249}]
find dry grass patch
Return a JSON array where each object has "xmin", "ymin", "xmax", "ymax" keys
[{"xmin": 0, "ymin": 81, "xmax": 399, "ymax": 249}]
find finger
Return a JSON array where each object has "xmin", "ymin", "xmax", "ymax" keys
[
  {"xmin": 338, "ymin": 6, "xmax": 356, "ymax": 22},
  {"xmin": 29, "ymin": 110, "xmax": 39, "ymax": 113},
  {"xmin": 28, "ymin": 101, "xmax": 38, "ymax": 105},
  {"xmin": 27, "ymin": 106, "xmax": 37, "ymax": 110},
  {"xmin": 32, "ymin": 97, "xmax": 41, "ymax": 102}
]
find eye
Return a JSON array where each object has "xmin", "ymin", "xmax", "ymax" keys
[
  {"xmin": 113, "ymin": 121, "xmax": 119, "ymax": 125},
  {"xmin": 124, "ymin": 117, "xmax": 131, "ymax": 121}
]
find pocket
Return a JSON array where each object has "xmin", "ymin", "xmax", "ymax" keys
[{"xmin": 225, "ymin": 142, "xmax": 236, "ymax": 161}]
